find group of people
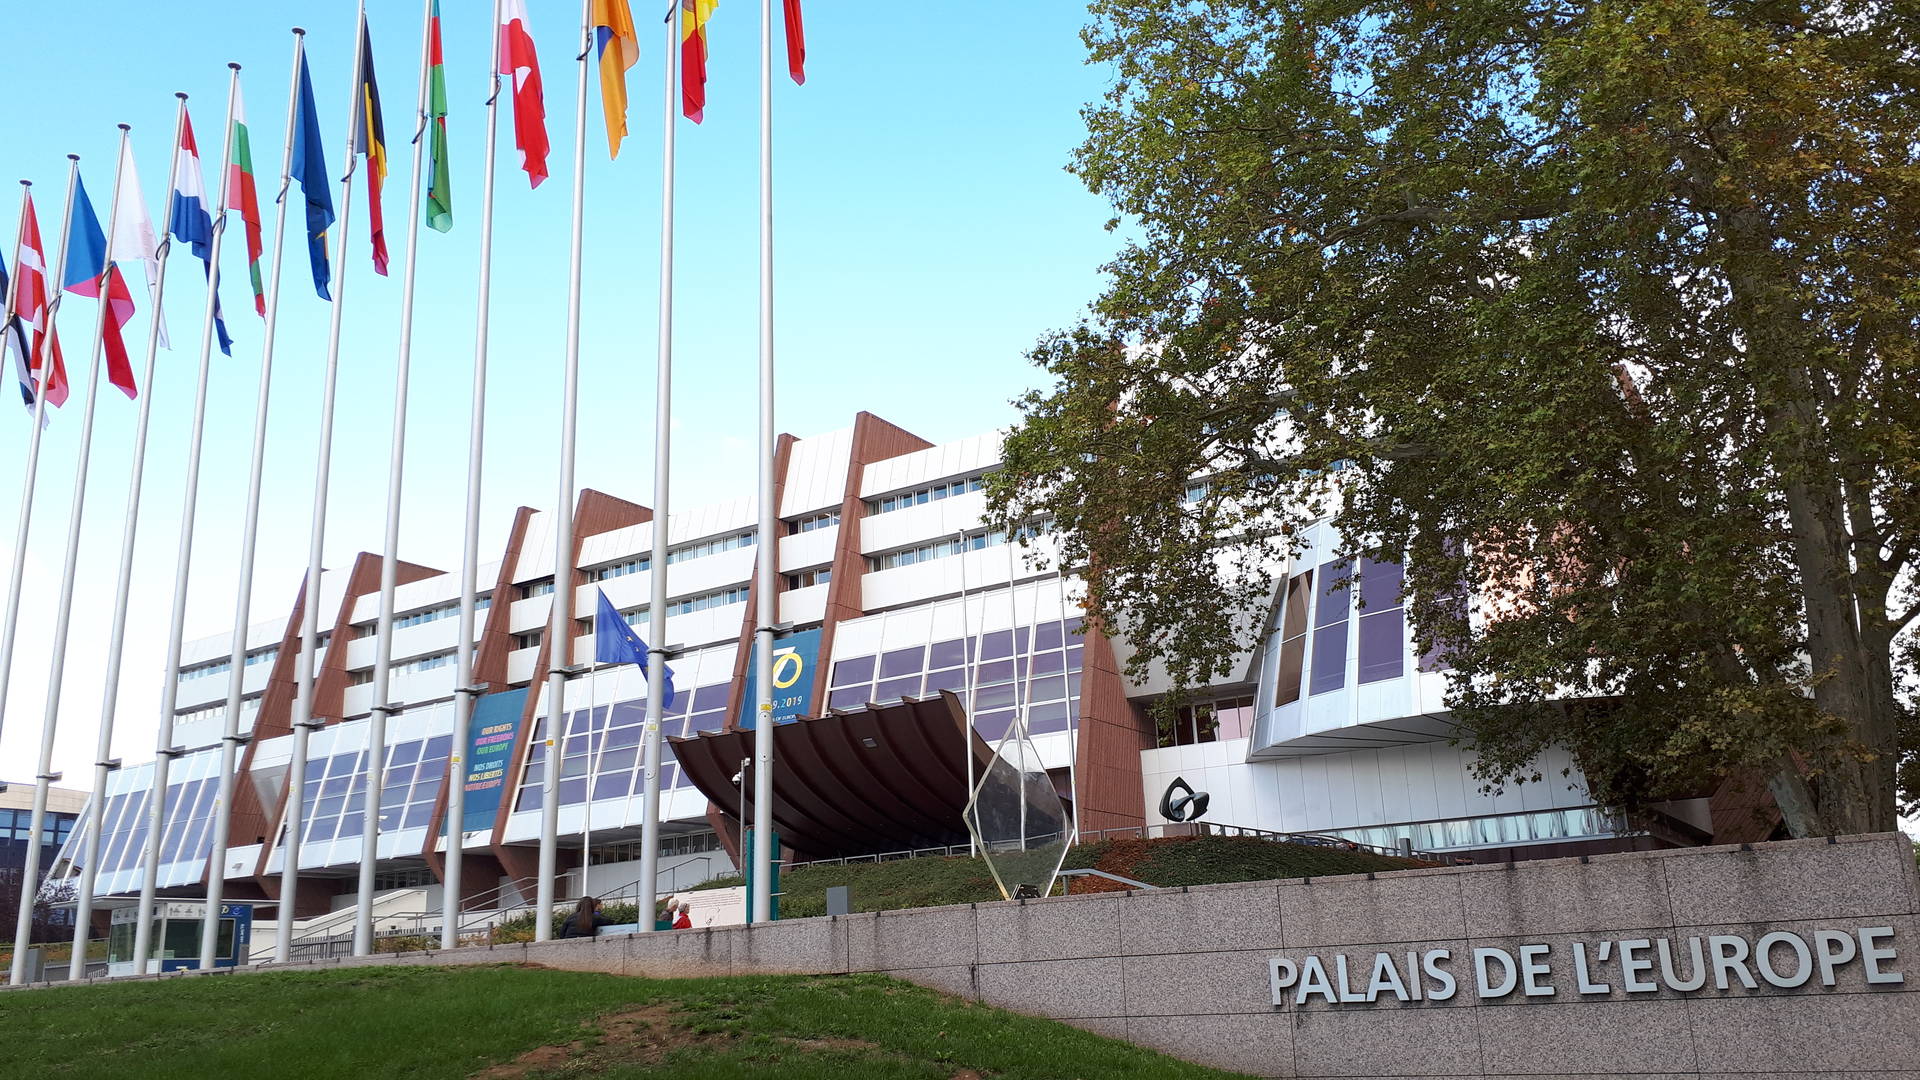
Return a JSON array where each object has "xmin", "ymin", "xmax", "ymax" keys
[{"xmin": 562, "ymin": 894, "xmax": 694, "ymax": 938}]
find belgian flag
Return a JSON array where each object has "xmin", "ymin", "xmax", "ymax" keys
[{"xmin": 353, "ymin": 15, "xmax": 390, "ymax": 275}]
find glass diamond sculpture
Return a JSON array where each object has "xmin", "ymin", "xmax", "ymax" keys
[{"xmin": 964, "ymin": 723, "xmax": 1073, "ymax": 901}]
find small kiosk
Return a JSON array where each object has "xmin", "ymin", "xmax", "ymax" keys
[{"xmin": 107, "ymin": 901, "xmax": 253, "ymax": 976}]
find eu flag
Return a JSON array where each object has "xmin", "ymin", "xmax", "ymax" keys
[
  {"xmin": 287, "ymin": 47, "xmax": 335, "ymax": 300},
  {"xmin": 594, "ymin": 588, "xmax": 675, "ymax": 706}
]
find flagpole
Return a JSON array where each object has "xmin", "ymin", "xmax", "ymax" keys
[
  {"xmin": 0, "ymin": 179, "xmax": 53, "ymax": 760},
  {"xmin": 198, "ymin": 35, "xmax": 295, "ymax": 968},
  {"xmin": 635, "ymin": 0, "xmax": 677, "ymax": 937},
  {"xmin": 536, "ymin": 0, "xmax": 594, "ymax": 944},
  {"xmin": 354, "ymin": 0, "xmax": 435, "ymax": 959},
  {"xmin": 9, "ymin": 132, "xmax": 129, "ymax": 986},
  {"xmin": 749, "ymin": 0, "xmax": 777, "ymax": 928},
  {"xmin": 280, "ymin": 14, "xmax": 364, "ymax": 949},
  {"xmin": 443, "ymin": 0, "xmax": 506, "ymax": 950},
  {"xmin": 69, "ymin": 98, "xmax": 188, "ymax": 979},
  {"xmin": 289, "ymin": 1, "xmax": 367, "ymax": 958},
  {"xmin": 186, "ymin": 69, "xmax": 248, "ymax": 971}
]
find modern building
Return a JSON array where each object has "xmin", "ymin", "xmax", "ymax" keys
[
  {"xmin": 51, "ymin": 410, "xmax": 1767, "ymax": 934},
  {"xmin": 3, "ymin": 781, "xmax": 85, "ymax": 937}
]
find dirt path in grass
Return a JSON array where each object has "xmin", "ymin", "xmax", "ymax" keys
[{"xmin": 469, "ymin": 1002, "xmax": 966, "ymax": 1079}]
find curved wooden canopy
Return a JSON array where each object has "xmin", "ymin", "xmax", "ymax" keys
[{"xmin": 669, "ymin": 690, "xmax": 1004, "ymax": 860}]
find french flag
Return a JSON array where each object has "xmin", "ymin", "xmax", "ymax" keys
[{"xmin": 167, "ymin": 109, "xmax": 232, "ymax": 355}]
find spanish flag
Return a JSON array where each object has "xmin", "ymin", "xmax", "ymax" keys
[
  {"xmin": 593, "ymin": 0, "xmax": 639, "ymax": 158},
  {"xmin": 681, "ymin": 0, "xmax": 717, "ymax": 123},
  {"xmin": 353, "ymin": 16, "xmax": 390, "ymax": 275}
]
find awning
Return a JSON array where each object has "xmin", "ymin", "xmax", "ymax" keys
[{"xmin": 669, "ymin": 690, "xmax": 1004, "ymax": 860}]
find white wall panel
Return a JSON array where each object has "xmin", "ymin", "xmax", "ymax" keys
[
  {"xmin": 780, "ymin": 426, "xmax": 854, "ymax": 518},
  {"xmin": 860, "ymin": 431, "xmax": 1004, "ymax": 499},
  {"xmin": 778, "ymin": 524, "xmax": 837, "ymax": 571}
]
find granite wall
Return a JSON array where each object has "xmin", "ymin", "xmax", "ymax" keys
[{"xmin": 20, "ymin": 833, "xmax": 1920, "ymax": 1078}]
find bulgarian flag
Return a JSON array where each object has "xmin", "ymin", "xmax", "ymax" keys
[
  {"xmin": 227, "ymin": 80, "xmax": 267, "ymax": 316},
  {"xmin": 425, "ymin": 0, "xmax": 451, "ymax": 231}
]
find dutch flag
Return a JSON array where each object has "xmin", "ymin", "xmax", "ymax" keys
[{"xmin": 167, "ymin": 108, "xmax": 231, "ymax": 355}]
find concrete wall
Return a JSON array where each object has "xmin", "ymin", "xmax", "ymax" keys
[{"xmin": 16, "ymin": 833, "xmax": 1919, "ymax": 1078}]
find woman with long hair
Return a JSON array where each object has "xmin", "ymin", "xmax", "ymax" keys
[{"xmin": 562, "ymin": 895, "xmax": 612, "ymax": 938}]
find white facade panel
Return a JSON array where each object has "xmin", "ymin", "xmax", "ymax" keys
[
  {"xmin": 860, "ymin": 431, "xmax": 1003, "ymax": 499},
  {"xmin": 780, "ymin": 425, "xmax": 854, "ymax": 518},
  {"xmin": 509, "ymin": 595, "xmax": 550, "ymax": 634},
  {"xmin": 507, "ymin": 646, "xmax": 539, "ymax": 684},
  {"xmin": 859, "ymin": 490, "xmax": 990, "ymax": 554},
  {"xmin": 780, "ymin": 584, "xmax": 827, "ymax": 626},
  {"xmin": 778, "ymin": 524, "xmax": 837, "ymax": 571}
]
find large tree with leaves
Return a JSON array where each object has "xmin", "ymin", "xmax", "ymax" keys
[{"xmin": 994, "ymin": 0, "xmax": 1920, "ymax": 835}]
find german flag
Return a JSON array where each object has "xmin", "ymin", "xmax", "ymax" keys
[{"xmin": 353, "ymin": 15, "xmax": 390, "ymax": 275}]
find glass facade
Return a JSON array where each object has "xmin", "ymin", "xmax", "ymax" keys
[
  {"xmin": 296, "ymin": 733, "xmax": 453, "ymax": 845},
  {"xmin": 827, "ymin": 618, "xmax": 1085, "ymax": 744},
  {"xmin": 513, "ymin": 682, "xmax": 732, "ymax": 813},
  {"xmin": 1326, "ymin": 807, "xmax": 1619, "ymax": 853}
]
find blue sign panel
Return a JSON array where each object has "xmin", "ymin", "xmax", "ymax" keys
[
  {"xmin": 460, "ymin": 687, "xmax": 529, "ymax": 834},
  {"xmin": 737, "ymin": 628, "xmax": 821, "ymax": 730}
]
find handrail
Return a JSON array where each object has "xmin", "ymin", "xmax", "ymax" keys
[{"xmin": 1057, "ymin": 867, "xmax": 1159, "ymax": 890}]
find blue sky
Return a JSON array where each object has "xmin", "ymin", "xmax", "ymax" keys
[{"xmin": 0, "ymin": 1, "xmax": 1120, "ymax": 782}]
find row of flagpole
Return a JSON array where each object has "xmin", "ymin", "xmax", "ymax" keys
[{"xmin": 1, "ymin": 0, "xmax": 798, "ymax": 979}]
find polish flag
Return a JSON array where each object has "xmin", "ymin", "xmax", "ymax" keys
[{"xmin": 498, "ymin": 0, "xmax": 549, "ymax": 188}]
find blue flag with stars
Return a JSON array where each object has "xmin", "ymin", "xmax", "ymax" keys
[{"xmin": 595, "ymin": 587, "xmax": 674, "ymax": 707}]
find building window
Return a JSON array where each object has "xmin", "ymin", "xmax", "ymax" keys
[
  {"xmin": 665, "ymin": 531, "xmax": 756, "ymax": 566},
  {"xmin": 346, "ymin": 669, "xmax": 374, "ymax": 686},
  {"xmin": 664, "ymin": 586, "xmax": 749, "ymax": 616},
  {"xmin": 1274, "ymin": 570, "xmax": 1312, "ymax": 707},
  {"xmin": 394, "ymin": 652, "xmax": 456, "ymax": 676},
  {"xmin": 394, "ymin": 596, "xmax": 492, "ymax": 629},
  {"xmin": 1154, "ymin": 695, "xmax": 1253, "ymax": 749},
  {"xmin": 789, "ymin": 510, "xmax": 840, "ymax": 534},
  {"xmin": 1182, "ymin": 479, "xmax": 1211, "ymax": 504},
  {"xmin": 1309, "ymin": 559, "xmax": 1350, "ymax": 695},
  {"xmin": 866, "ymin": 474, "xmax": 986, "ymax": 515},
  {"xmin": 1356, "ymin": 557, "xmax": 1405, "ymax": 684},
  {"xmin": 589, "ymin": 556, "xmax": 650, "ymax": 581},
  {"xmin": 868, "ymin": 529, "xmax": 1002, "ymax": 572},
  {"xmin": 826, "ymin": 617, "xmax": 1086, "ymax": 741},
  {"xmin": 787, "ymin": 567, "xmax": 831, "ymax": 590},
  {"xmin": 514, "ymin": 630, "xmax": 544, "ymax": 650},
  {"xmin": 522, "ymin": 579, "xmax": 555, "ymax": 598}
]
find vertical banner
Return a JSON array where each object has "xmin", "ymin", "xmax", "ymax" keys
[
  {"xmin": 459, "ymin": 687, "xmax": 529, "ymax": 833},
  {"xmin": 737, "ymin": 627, "xmax": 819, "ymax": 729}
]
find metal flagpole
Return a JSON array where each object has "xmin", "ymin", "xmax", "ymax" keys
[
  {"xmin": 445, "ymin": 0, "xmax": 506, "ymax": 954},
  {"xmin": 199, "ymin": 34, "xmax": 295, "ymax": 970},
  {"xmin": 1054, "ymin": 563, "xmax": 1080, "ymax": 841},
  {"xmin": 71, "ymin": 97, "xmax": 188, "ymax": 979},
  {"xmin": 185, "ymin": 69, "xmax": 247, "ymax": 971},
  {"xmin": 956, "ymin": 532, "xmax": 978, "ymax": 855},
  {"xmin": 0, "ymin": 178, "xmax": 54, "ymax": 759},
  {"xmin": 749, "ymin": 0, "xmax": 777, "ymax": 930},
  {"xmin": 580, "ymin": 658, "xmax": 603, "ymax": 888},
  {"xmin": 536, "ymin": 0, "xmax": 593, "ymax": 942},
  {"xmin": 9, "ymin": 133, "xmax": 130, "ymax": 985},
  {"xmin": 635, "ymin": 0, "xmax": 677, "ymax": 934},
  {"xmin": 356, "ymin": 0, "xmax": 437, "ymax": 959},
  {"xmin": 283, "ymin": 12, "xmax": 366, "ymax": 953}
]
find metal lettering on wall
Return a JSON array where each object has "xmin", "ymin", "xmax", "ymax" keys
[{"xmin": 1268, "ymin": 927, "xmax": 1902, "ymax": 1005}]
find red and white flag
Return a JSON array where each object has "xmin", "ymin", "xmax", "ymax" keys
[
  {"xmin": 12, "ymin": 190, "xmax": 67, "ymax": 410},
  {"xmin": 498, "ymin": 0, "xmax": 549, "ymax": 188}
]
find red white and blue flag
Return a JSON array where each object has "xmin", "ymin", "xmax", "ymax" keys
[{"xmin": 167, "ymin": 108, "xmax": 232, "ymax": 354}]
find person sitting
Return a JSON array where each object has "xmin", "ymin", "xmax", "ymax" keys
[
  {"xmin": 654, "ymin": 895, "xmax": 676, "ymax": 932},
  {"xmin": 672, "ymin": 901, "xmax": 692, "ymax": 930},
  {"xmin": 561, "ymin": 895, "xmax": 615, "ymax": 939}
]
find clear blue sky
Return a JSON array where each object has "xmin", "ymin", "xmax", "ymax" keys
[{"xmin": 0, "ymin": 1, "xmax": 1121, "ymax": 783}]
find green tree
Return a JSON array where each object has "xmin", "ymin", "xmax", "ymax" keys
[{"xmin": 994, "ymin": 0, "xmax": 1919, "ymax": 836}]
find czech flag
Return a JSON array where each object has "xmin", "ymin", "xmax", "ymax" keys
[{"xmin": 62, "ymin": 170, "xmax": 139, "ymax": 399}]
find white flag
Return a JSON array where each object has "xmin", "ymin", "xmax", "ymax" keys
[{"xmin": 110, "ymin": 136, "xmax": 168, "ymax": 349}]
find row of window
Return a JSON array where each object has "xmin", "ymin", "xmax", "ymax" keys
[
  {"xmin": 179, "ymin": 647, "xmax": 280, "ymax": 682},
  {"xmin": 868, "ymin": 529, "xmax": 1009, "ymax": 571},
  {"xmin": 297, "ymin": 735, "xmax": 455, "ymax": 846},
  {"xmin": 867, "ymin": 474, "xmax": 986, "ymax": 515},
  {"xmin": 790, "ymin": 510, "xmax": 840, "ymax": 533},
  {"xmin": 787, "ymin": 567, "xmax": 831, "ymax": 589},
  {"xmin": 585, "ymin": 829, "xmax": 724, "ymax": 865},
  {"xmin": 1273, "ymin": 557, "xmax": 1412, "ymax": 706},
  {"xmin": 666, "ymin": 530, "xmax": 756, "ymax": 565},
  {"xmin": 826, "ymin": 620, "xmax": 1087, "ymax": 742},
  {"xmin": 513, "ymin": 682, "xmax": 734, "ymax": 812},
  {"xmin": 1326, "ymin": 807, "xmax": 1617, "ymax": 854},
  {"xmin": 0, "ymin": 808, "xmax": 76, "ymax": 846},
  {"xmin": 172, "ymin": 695, "xmax": 263, "ymax": 728}
]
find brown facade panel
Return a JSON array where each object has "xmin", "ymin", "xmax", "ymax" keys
[{"xmin": 1073, "ymin": 624, "xmax": 1151, "ymax": 833}]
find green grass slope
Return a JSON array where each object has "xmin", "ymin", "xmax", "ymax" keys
[
  {"xmin": 692, "ymin": 834, "xmax": 1433, "ymax": 918},
  {"xmin": 0, "ymin": 965, "xmax": 1250, "ymax": 1080}
]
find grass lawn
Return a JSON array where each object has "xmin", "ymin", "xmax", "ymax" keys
[
  {"xmin": 0, "ymin": 965, "xmax": 1251, "ymax": 1080},
  {"xmin": 693, "ymin": 834, "xmax": 1433, "ymax": 918}
]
